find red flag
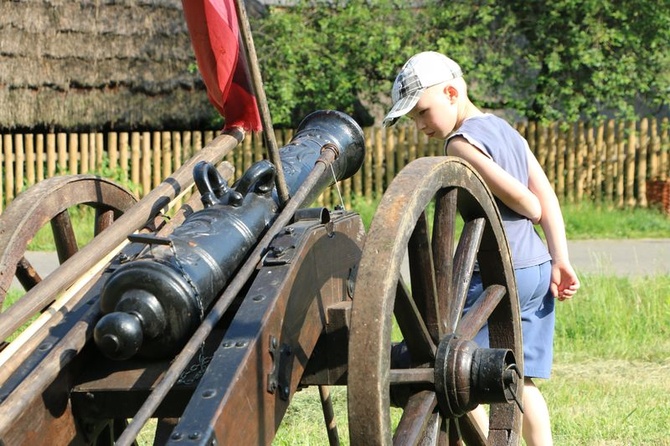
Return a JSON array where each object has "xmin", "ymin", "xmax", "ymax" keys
[{"xmin": 182, "ymin": 0, "xmax": 262, "ymax": 132}]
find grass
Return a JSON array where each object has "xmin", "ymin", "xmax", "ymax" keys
[
  {"xmin": 351, "ymin": 197, "xmax": 670, "ymax": 238},
  {"xmin": 271, "ymin": 273, "xmax": 670, "ymax": 445}
]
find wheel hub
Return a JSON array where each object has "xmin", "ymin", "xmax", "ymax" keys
[{"xmin": 434, "ymin": 334, "xmax": 523, "ymax": 417}]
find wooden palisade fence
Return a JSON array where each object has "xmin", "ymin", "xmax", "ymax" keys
[{"xmin": 1, "ymin": 117, "xmax": 670, "ymax": 215}]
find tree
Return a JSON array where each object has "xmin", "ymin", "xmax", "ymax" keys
[
  {"xmin": 251, "ymin": 0, "xmax": 670, "ymax": 126},
  {"xmin": 430, "ymin": 0, "xmax": 670, "ymax": 122},
  {"xmin": 252, "ymin": 0, "xmax": 430, "ymax": 127}
]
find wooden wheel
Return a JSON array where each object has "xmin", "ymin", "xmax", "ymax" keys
[
  {"xmin": 348, "ymin": 157, "xmax": 523, "ymax": 445},
  {"xmin": 0, "ymin": 175, "xmax": 137, "ymax": 307}
]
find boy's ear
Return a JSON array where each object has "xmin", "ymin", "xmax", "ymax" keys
[{"xmin": 445, "ymin": 85, "xmax": 459, "ymax": 102}]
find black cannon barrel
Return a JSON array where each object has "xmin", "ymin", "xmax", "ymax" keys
[{"xmin": 94, "ymin": 110, "xmax": 365, "ymax": 360}]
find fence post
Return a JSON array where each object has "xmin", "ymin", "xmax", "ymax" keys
[
  {"xmin": 649, "ymin": 118, "xmax": 659, "ymax": 181},
  {"xmin": 374, "ymin": 127, "xmax": 383, "ymax": 200},
  {"xmin": 584, "ymin": 123, "xmax": 595, "ymax": 202},
  {"xmin": 385, "ymin": 127, "xmax": 395, "ymax": 193},
  {"xmin": 57, "ymin": 133, "xmax": 67, "ymax": 175},
  {"xmin": 14, "ymin": 135, "xmax": 24, "ymax": 198},
  {"xmin": 108, "ymin": 132, "xmax": 118, "ymax": 171},
  {"xmin": 142, "ymin": 131, "xmax": 151, "ymax": 197},
  {"xmin": 565, "ymin": 123, "xmax": 575, "ymax": 204},
  {"xmin": 616, "ymin": 121, "xmax": 628, "ymax": 208},
  {"xmin": 162, "ymin": 131, "xmax": 172, "ymax": 184},
  {"xmin": 68, "ymin": 133, "xmax": 78, "ymax": 174},
  {"xmin": 35, "ymin": 134, "xmax": 44, "ymax": 183},
  {"xmin": 604, "ymin": 120, "xmax": 615, "ymax": 203},
  {"xmin": 638, "ymin": 118, "xmax": 648, "ymax": 207},
  {"xmin": 575, "ymin": 121, "xmax": 586, "ymax": 202},
  {"xmin": 80, "ymin": 133, "xmax": 89, "ymax": 174},
  {"xmin": 120, "ymin": 132, "xmax": 129, "ymax": 176},
  {"xmin": 363, "ymin": 127, "xmax": 372, "ymax": 200},
  {"xmin": 625, "ymin": 120, "xmax": 637, "ymax": 208},
  {"xmin": 594, "ymin": 122, "xmax": 604, "ymax": 203},
  {"xmin": 556, "ymin": 123, "xmax": 565, "ymax": 201},
  {"xmin": 152, "ymin": 132, "xmax": 161, "ymax": 189},
  {"xmin": 96, "ymin": 133, "xmax": 104, "ymax": 171},
  {"xmin": 661, "ymin": 117, "xmax": 669, "ymax": 180},
  {"xmin": 25, "ymin": 134, "xmax": 35, "ymax": 188},
  {"xmin": 47, "ymin": 133, "xmax": 56, "ymax": 178},
  {"xmin": 2, "ymin": 135, "xmax": 9, "ymax": 208}
]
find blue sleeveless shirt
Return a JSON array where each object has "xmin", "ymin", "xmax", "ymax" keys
[{"xmin": 447, "ymin": 114, "xmax": 551, "ymax": 269}]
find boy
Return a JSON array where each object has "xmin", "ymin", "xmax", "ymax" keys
[{"xmin": 384, "ymin": 51, "xmax": 580, "ymax": 445}]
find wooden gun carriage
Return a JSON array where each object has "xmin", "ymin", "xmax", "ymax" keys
[{"xmin": 0, "ymin": 4, "xmax": 524, "ymax": 445}]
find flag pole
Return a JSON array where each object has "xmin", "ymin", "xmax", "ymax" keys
[{"xmin": 234, "ymin": 0, "xmax": 290, "ymax": 206}]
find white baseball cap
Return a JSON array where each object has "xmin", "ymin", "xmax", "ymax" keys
[{"xmin": 383, "ymin": 52, "xmax": 462, "ymax": 127}]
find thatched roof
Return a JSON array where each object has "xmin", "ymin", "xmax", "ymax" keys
[{"xmin": 0, "ymin": 0, "xmax": 217, "ymax": 131}]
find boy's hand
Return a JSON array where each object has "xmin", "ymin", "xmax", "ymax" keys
[{"xmin": 551, "ymin": 261, "xmax": 580, "ymax": 301}]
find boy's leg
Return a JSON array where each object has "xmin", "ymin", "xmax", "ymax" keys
[{"xmin": 522, "ymin": 377, "xmax": 553, "ymax": 446}]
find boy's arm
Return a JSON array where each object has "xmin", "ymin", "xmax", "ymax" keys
[
  {"xmin": 526, "ymin": 148, "xmax": 580, "ymax": 300},
  {"xmin": 446, "ymin": 137, "xmax": 542, "ymax": 223}
]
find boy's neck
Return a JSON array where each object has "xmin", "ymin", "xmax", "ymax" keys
[{"xmin": 454, "ymin": 100, "xmax": 484, "ymax": 130}]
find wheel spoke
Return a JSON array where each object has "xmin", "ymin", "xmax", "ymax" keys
[
  {"xmin": 408, "ymin": 211, "xmax": 440, "ymax": 343},
  {"xmin": 394, "ymin": 278, "xmax": 436, "ymax": 364},
  {"xmin": 393, "ymin": 390, "xmax": 437, "ymax": 445},
  {"xmin": 432, "ymin": 188, "xmax": 457, "ymax": 339},
  {"xmin": 15, "ymin": 256, "xmax": 42, "ymax": 292},
  {"xmin": 456, "ymin": 284, "xmax": 507, "ymax": 340},
  {"xmin": 51, "ymin": 209, "xmax": 79, "ymax": 263},
  {"xmin": 447, "ymin": 217, "xmax": 485, "ymax": 333},
  {"xmin": 95, "ymin": 208, "xmax": 116, "ymax": 236},
  {"xmin": 458, "ymin": 412, "xmax": 488, "ymax": 446}
]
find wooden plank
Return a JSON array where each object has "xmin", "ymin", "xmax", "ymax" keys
[
  {"xmin": 67, "ymin": 133, "xmax": 79, "ymax": 175},
  {"xmin": 626, "ymin": 120, "xmax": 637, "ymax": 207},
  {"xmin": 35, "ymin": 134, "xmax": 44, "ymax": 182},
  {"xmin": 79, "ymin": 133, "xmax": 89, "ymax": 174},
  {"xmin": 4, "ymin": 134, "xmax": 14, "ymax": 202},
  {"xmin": 25, "ymin": 134, "xmax": 35, "ymax": 188}
]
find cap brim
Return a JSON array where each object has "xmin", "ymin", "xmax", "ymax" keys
[{"xmin": 382, "ymin": 89, "xmax": 422, "ymax": 127}]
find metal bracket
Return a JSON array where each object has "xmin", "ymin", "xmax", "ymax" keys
[{"xmin": 266, "ymin": 336, "xmax": 293, "ymax": 400}]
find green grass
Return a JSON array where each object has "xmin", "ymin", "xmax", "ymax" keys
[
  {"xmin": 562, "ymin": 201, "xmax": 670, "ymax": 239},
  {"xmin": 546, "ymin": 273, "xmax": 670, "ymax": 445},
  {"xmin": 273, "ymin": 273, "xmax": 670, "ymax": 445},
  {"xmin": 351, "ymin": 197, "xmax": 670, "ymax": 239}
]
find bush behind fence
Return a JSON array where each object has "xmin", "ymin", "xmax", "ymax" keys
[{"xmin": 1, "ymin": 117, "xmax": 669, "ymax": 214}]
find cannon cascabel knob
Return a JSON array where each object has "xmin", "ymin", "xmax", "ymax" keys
[{"xmin": 94, "ymin": 312, "xmax": 144, "ymax": 360}]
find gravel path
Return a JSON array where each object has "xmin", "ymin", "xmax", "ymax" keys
[{"xmin": 12, "ymin": 239, "xmax": 670, "ymax": 292}]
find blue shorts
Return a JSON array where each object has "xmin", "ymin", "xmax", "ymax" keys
[{"xmin": 463, "ymin": 261, "xmax": 555, "ymax": 379}]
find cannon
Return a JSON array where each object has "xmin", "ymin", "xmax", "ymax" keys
[
  {"xmin": 0, "ymin": 105, "xmax": 524, "ymax": 445},
  {"xmin": 93, "ymin": 110, "xmax": 364, "ymax": 361}
]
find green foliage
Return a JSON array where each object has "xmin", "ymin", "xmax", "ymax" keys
[
  {"xmin": 251, "ymin": 1, "xmax": 670, "ymax": 125},
  {"xmin": 253, "ymin": 0, "xmax": 430, "ymax": 127},
  {"xmin": 499, "ymin": 0, "xmax": 670, "ymax": 121}
]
